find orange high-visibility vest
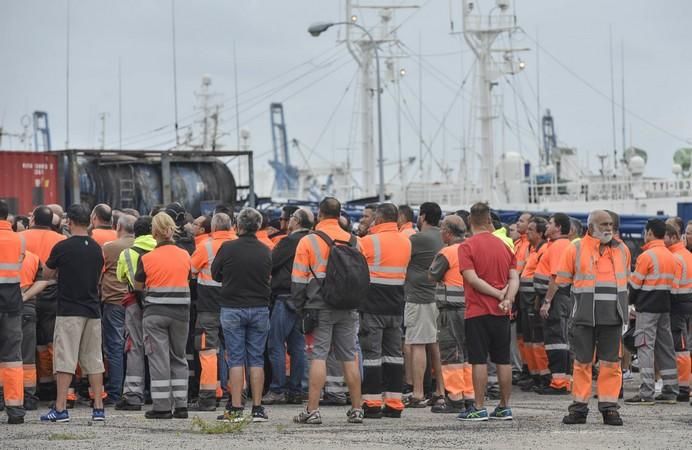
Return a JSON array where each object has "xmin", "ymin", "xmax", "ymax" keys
[
  {"xmin": 0, "ymin": 220, "xmax": 25, "ymax": 285},
  {"xmin": 669, "ymin": 241, "xmax": 692, "ymax": 313},
  {"xmin": 515, "ymin": 234, "xmax": 531, "ymax": 273},
  {"xmin": 141, "ymin": 244, "xmax": 191, "ymax": 306},
  {"xmin": 433, "ymin": 243, "xmax": 464, "ymax": 307},
  {"xmin": 21, "ymin": 227, "xmax": 65, "ymax": 265},
  {"xmin": 555, "ymin": 234, "xmax": 629, "ymax": 326},
  {"xmin": 91, "ymin": 227, "xmax": 117, "ymax": 247},
  {"xmin": 630, "ymin": 239, "xmax": 676, "ymax": 312},
  {"xmin": 20, "ymin": 251, "xmax": 40, "ymax": 289},
  {"xmin": 534, "ymin": 237, "xmax": 571, "ymax": 295},
  {"xmin": 399, "ymin": 222, "xmax": 416, "ymax": 238},
  {"xmin": 520, "ymin": 242, "xmax": 546, "ymax": 294},
  {"xmin": 191, "ymin": 230, "xmax": 236, "ymax": 287},
  {"xmin": 359, "ymin": 222, "xmax": 411, "ymax": 286},
  {"xmin": 256, "ymin": 230, "xmax": 276, "ymax": 250}
]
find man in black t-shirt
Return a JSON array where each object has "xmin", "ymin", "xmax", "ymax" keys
[{"xmin": 40, "ymin": 204, "xmax": 106, "ymax": 423}]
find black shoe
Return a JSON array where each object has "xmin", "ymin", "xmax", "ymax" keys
[
  {"xmin": 562, "ymin": 412, "xmax": 587, "ymax": 425},
  {"xmin": 23, "ymin": 397, "xmax": 39, "ymax": 411},
  {"xmin": 145, "ymin": 410, "xmax": 173, "ymax": 419},
  {"xmin": 320, "ymin": 396, "xmax": 348, "ymax": 406},
  {"xmin": 363, "ymin": 405, "xmax": 383, "ymax": 419},
  {"xmin": 676, "ymin": 392, "xmax": 690, "ymax": 402},
  {"xmin": 381, "ymin": 405, "xmax": 402, "ymax": 418},
  {"xmin": 7, "ymin": 415, "xmax": 24, "ymax": 425},
  {"xmin": 431, "ymin": 399, "xmax": 465, "ymax": 414},
  {"xmin": 602, "ymin": 410, "xmax": 623, "ymax": 426},
  {"xmin": 115, "ymin": 398, "xmax": 142, "ymax": 411},
  {"xmin": 286, "ymin": 393, "xmax": 304, "ymax": 405},
  {"xmin": 173, "ymin": 407, "xmax": 188, "ymax": 419},
  {"xmin": 535, "ymin": 385, "xmax": 569, "ymax": 396},
  {"xmin": 251, "ymin": 405, "xmax": 268, "ymax": 422},
  {"xmin": 102, "ymin": 397, "xmax": 117, "ymax": 408},
  {"xmin": 188, "ymin": 400, "xmax": 216, "ymax": 411}
]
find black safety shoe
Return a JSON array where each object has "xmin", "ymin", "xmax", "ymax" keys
[
  {"xmin": 535, "ymin": 385, "xmax": 569, "ymax": 395},
  {"xmin": 676, "ymin": 392, "xmax": 690, "ymax": 402},
  {"xmin": 187, "ymin": 400, "xmax": 216, "ymax": 411},
  {"xmin": 115, "ymin": 398, "xmax": 142, "ymax": 411},
  {"xmin": 562, "ymin": 412, "xmax": 587, "ymax": 425},
  {"xmin": 602, "ymin": 410, "xmax": 623, "ymax": 426},
  {"xmin": 363, "ymin": 405, "xmax": 383, "ymax": 419},
  {"xmin": 173, "ymin": 407, "xmax": 188, "ymax": 419},
  {"xmin": 145, "ymin": 409, "xmax": 173, "ymax": 419},
  {"xmin": 381, "ymin": 405, "xmax": 402, "ymax": 418},
  {"xmin": 431, "ymin": 399, "xmax": 465, "ymax": 414},
  {"xmin": 7, "ymin": 415, "xmax": 24, "ymax": 425}
]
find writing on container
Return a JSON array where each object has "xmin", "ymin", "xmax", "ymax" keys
[{"xmin": 22, "ymin": 162, "xmax": 54, "ymax": 175}]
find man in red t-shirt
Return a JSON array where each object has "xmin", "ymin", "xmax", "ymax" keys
[{"xmin": 457, "ymin": 203, "xmax": 519, "ymax": 422}]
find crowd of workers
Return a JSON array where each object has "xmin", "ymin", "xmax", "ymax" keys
[{"xmin": 0, "ymin": 196, "xmax": 690, "ymax": 427}]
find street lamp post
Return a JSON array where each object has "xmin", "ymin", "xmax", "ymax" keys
[{"xmin": 308, "ymin": 21, "xmax": 385, "ymax": 202}]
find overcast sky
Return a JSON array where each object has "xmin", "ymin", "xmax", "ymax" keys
[{"xmin": 2, "ymin": 0, "xmax": 691, "ymax": 195}]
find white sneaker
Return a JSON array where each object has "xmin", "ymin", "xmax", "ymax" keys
[{"xmin": 622, "ymin": 370, "xmax": 633, "ymax": 381}]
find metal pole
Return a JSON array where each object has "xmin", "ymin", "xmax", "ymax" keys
[
  {"xmin": 247, "ymin": 151, "xmax": 256, "ymax": 207},
  {"xmin": 161, "ymin": 153, "xmax": 171, "ymax": 205},
  {"xmin": 374, "ymin": 44, "xmax": 384, "ymax": 202}
]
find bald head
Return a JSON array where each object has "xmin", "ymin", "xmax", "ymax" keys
[
  {"xmin": 290, "ymin": 207, "xmax": 314, "ymax": 232},
  {"xmin": 92, "ymin": 203, "xmax": 112, "ymax": 227},
  {"xmin": 440, "ymin": 214, "xmax": 466, "ymax": 245},
  {"xmin": 47, "ymin": 204, "xmax": 64, "ymax": 228}
]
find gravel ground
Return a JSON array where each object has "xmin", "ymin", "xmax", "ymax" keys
[{"xmin": 2, "ymin": 379, "xmax": 691, "ymax": 449}]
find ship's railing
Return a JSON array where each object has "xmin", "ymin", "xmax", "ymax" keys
[{"xmin": 529, "ymin": 178, "xmax": 692, "ymax": 203}]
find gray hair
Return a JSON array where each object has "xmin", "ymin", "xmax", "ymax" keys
[
  {"xmin": 294, "ymin": 207, "xmax": 314, "ymax": 230},
  {"xmin": 117, "ymin": 214, "xmax": 136, "ymax": 234},
  {"xmin": 441, "ymin": 215, "xmax": 466, "ymax": 238},
  {"xmin": 211, "ymin": 212, "xmax": 232, "ymax": 232},
  {"xmin": 236, "ymin": 208, "xmax": 262, "ymax": 234}
]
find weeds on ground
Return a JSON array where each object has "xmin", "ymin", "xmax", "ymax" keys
[
  {"xmin": 47, "ymin": 432, "xmax": 95, "ymax": 441},
  {"xmin": 190, "ymin": 416, "xmax": 249, "ymax": 434}
]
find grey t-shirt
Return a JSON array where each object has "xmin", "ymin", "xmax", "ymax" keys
[{"xmin": 405, "ymin": 227, "xmax": 444, "ymax": 304}]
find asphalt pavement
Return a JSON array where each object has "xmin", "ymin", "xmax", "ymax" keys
[{"xmin": 2, "ymin": 378, "xmax": 691, "ymax": 449}]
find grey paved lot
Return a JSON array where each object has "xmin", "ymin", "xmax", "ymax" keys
[{"xmin": 2, "ymin": 380, "xmax": 690, "ymax": 449}]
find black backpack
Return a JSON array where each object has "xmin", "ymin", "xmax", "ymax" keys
[{"xmin": 309, "ymin": 230, "xmax": 369, "ymax": 310}]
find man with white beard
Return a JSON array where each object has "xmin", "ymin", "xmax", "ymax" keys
[{"xmin": 554, "ymin": 210, "xmax": 630, "ymax": 426}]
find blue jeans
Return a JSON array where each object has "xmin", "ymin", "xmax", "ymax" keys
[
  {"xmin": 220, "ymin": 306, "xmax": 269, "ymax": 368},
  {"xmin": 268, "ymin": 295, "xmax": 306, "ymax": 395},
  {"xmin": 102, "ymin": 303, "xmax": 126, "ymax": 400}
]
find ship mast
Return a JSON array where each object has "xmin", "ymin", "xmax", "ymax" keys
[
  {"xmin": 344, "ymin": 0, "xmax": 417, "ymax": 198},
  {"xmin": 460, "ymin": 0, "xmax": 524, "ymax": 202}
]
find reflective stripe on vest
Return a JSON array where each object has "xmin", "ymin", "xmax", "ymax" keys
[{"xmin": 0, "ymin": 233, "xmax": 24, "ymax": 284}]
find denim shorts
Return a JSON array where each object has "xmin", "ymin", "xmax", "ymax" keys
[{"xmin": 220, "ymin": 306, "xmax": 269, "ymax": 368}]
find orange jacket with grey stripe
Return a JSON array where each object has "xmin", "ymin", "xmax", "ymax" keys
[
  {"xmin": 137, "ymin": 242, "xmax": 192, "ymax": 308},
  {"xmin": 0, "ymin": 220, "xmax": 25, "ymax": 313},
  {"xmin": 191, "ymin": 230, "xmax": 236, "ymax": 313},
  {"xmin": 668, "ymin": 241, "xmax": 692, "ymax": 315},
  {"xmin": 629, "ymin": 239, "xmax": 676, "ymax": 313},
  {"xmin": 555, "ymin": 234, "xmax": 630, "ymax": 327},
  {"xmin": 429, "ymin": 243, "xmax": 464, "ymax": 308},
  {"xmin": 534, "ymin": 237, "xmax": 571, "ymax": 295},
  {"xmin": 290, "ymin": 218, "xmax": 354, "ymax": 312},
  {"xmin": 514, "ymin": 234, "xmax": 531, "ymax": 274},
  {"xmin": 359, "ymin": 222, "xmax": 411, "ymax": 315}
]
